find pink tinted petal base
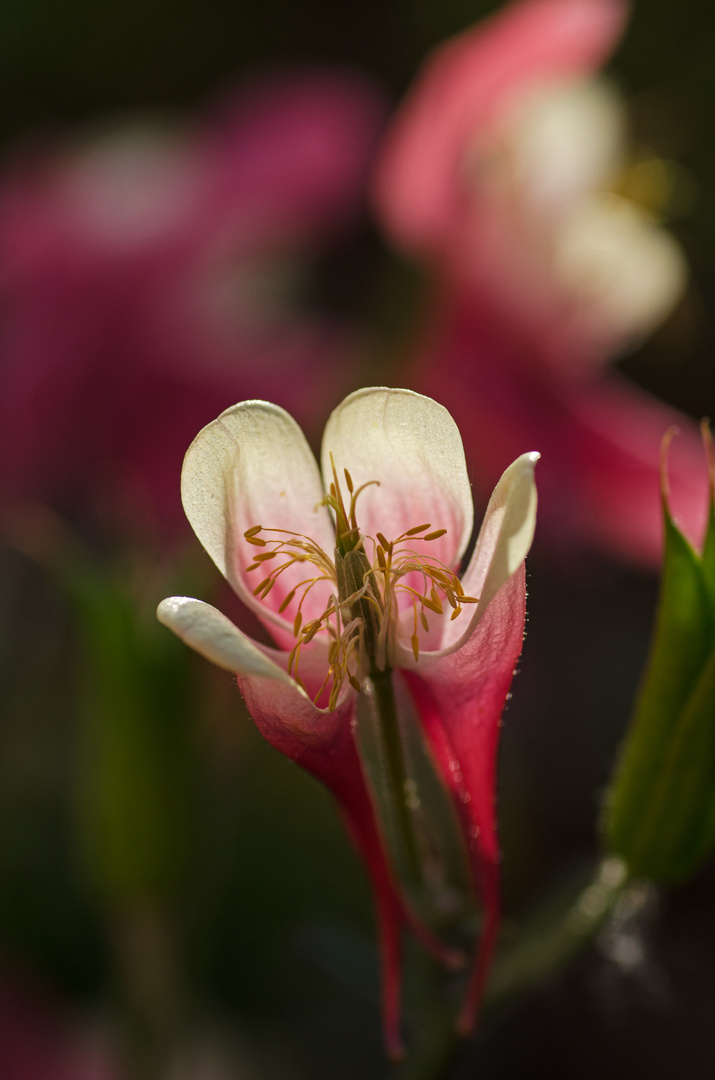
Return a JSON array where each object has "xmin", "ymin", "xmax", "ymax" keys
[
  {"xmin": 180, "ymin": 401, "xmax": 336, "ymax": 648},
  {"xmin": 406, "ymin": 567, "xmax": 528, "ymax": 1029}
]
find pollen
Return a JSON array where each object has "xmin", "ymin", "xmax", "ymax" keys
[{"xmin": 243, "ymin": 464, "xmax": 478, "ymax": 709}]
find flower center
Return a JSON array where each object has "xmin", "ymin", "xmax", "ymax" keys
[{"xmin": 243, "ymin": 460, "xmax": 477, "ymax": 709}]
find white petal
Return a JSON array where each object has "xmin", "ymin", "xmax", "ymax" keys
[
  {"xmin": 321, "ymin": 387, "xmax": 473, "ymax": 569},
  {"xmin": 180, "ymin": 400, "xmax": 336, "ymax": 646},
  {"xmin": 505, "ymin": 78, "xmax": 624, "ymax": 217},
  {"xmin": 426, "ymin": 452, "xmax": 538, "ymax": 657},
  {"xmin": 554, "ymin": 193, "xmax": 687, "ymax": 341},
  {"xmin": 157, "ymin": 596, "xmax": 295, "ymax": 682}
]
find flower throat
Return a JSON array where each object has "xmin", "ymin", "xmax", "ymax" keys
[{"xmin": 244, "ymin": 456, "xmax": 477, "ymax": 708}]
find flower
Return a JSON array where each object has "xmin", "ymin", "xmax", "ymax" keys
[
  {"xmin": 373, "ymin": 0, "xmax": 708, "ymax": 565},
  {"xmin": 0, "ymin": 72, "xmax": 383, "ymax": 537},
  {"xmin": 157, "ymin": 387, "xmax": 538, "ymax": 1054}
]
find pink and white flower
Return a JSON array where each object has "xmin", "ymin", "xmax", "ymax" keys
[
  {"xmin": 373, "ymin": 0, "xmax": 708, "ymax": 565},
  {"xmin": 157, "ymin": 387, "xmax": 538, "ymax": 1054},
  {"xmin": 0, "ymin": 72, "xmax": 383, "ymax": 536}
]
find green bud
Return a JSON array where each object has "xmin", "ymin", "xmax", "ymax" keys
[{"xmin": 603, "ymin": 434, "xmax": 715, "ymax": 882}]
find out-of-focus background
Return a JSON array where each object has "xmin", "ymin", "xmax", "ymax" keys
[{"xmin": 1, "ymin": 0, "xmax": 714, "ymax": 1077}]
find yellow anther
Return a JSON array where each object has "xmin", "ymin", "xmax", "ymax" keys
[
  {"xmin": 244, "ymin": 467, "xmax": 480, "ymax": 710},
  {"xmin": 278, "ymin": 589, "xmax": 296, "ymax": 613}
]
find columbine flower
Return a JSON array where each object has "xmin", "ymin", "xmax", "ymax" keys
[
  {"xmin": 157, "ymin": 387, "xmax": 537, "ymax": 1055},
  {"xmin": 372, "ymin": 0, "xmax": 708, "ymax": 565},
  {"xmin": 0, "ymin": 72, "xmax": 383, "ymax": 536}
]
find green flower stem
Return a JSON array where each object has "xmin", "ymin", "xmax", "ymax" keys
[
  {"xmin": 390, "ymin": 855, "xmax": 631, "ymax": 1080},
  {"xmin": 485, "ymin": 855, "xmax": 629, "ymax": 1008},
  {"xmin": 365, "ymin": 668, "xmax": 424, "ymax": 890}
]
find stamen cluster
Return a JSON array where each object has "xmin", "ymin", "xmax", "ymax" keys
[{"xmin": 244, "ymin": 465, "xmax": 478, "ymax": 708}]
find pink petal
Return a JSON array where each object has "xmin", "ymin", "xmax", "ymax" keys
[
  {"xmin": 156, "ymin": 598, "xmax": 430, "ymax": 1057},
  {"xmin": 374, "ymin": 0, "xmax": 627, "ymax": 254},
  {"xmin": 0, "ymin": 72, "xmax": 385, "ymax": 534},
  {"xmin": 564, "ymin": 375, "xmax": 709, "ymax": 561},
  {"xmin": 321, "ymin": 387, "xmax": 473, "ymax": 571},
  {"xmin": 235, "ymin": 661, "xmax": 406, "ymax": 1059},
  {"xmin": 204, "ymin": 71, "xmax": 386, "ymax": 238},
  {"xmin": 180, "ymin": 401, "xmax": 336, "ymax": 648},
  {"xmin": 406, "ymin": 566, "xmax": 528, "ymax": 1031},
  {"xmin": 416, "ymin": 300, "xmax": 708, "ymax": 566}
]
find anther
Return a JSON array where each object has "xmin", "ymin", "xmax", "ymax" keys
[{"xmin": 278, "ymin": 589, "xmax": 296, "ymax": 613}]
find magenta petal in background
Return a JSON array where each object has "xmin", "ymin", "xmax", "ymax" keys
[{"xmin": 0, "ymin": 71, "xmax": 384, "ymax": 536}]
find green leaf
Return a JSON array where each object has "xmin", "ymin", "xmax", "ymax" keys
[
  {"xmin": 72, "ymin": 570, "xmax": 197, "ymax": 900},
  {"xmin": 604, "ymin": 502, "xmax": 715, "ymax": 882},
  {"xmin": 41, "ymin": 543, "xmax": 201, "ymax": 903},
  {"xmin": 701, "ymin": 478, "xmax": 715, "ymax": 602}
]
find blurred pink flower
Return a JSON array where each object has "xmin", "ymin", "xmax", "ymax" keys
[
  {"xmin": 0, "ymin": 72, "xmax": 383, "ymax": 538},
  {"xmin": 374, "ymin": 0, "xmax": 708, "ymax": 565},
  {"xmin": 157, "ymin": 387, "xmax": 538, "ymax": 1054}
]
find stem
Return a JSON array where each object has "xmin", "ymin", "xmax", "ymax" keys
[
  {"xmin": 389, "ymin": 855, "xmax": 632, "ymax": 1080},
  {"xmin": 366, "ymin": 669, "xmax": 423, "ymax": 890}
]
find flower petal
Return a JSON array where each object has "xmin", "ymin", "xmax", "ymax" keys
[
  {"xmin": 321, "ymin": 387, "xmax": 473, "ymax": 570},
  {"xmin": 404, "ymin": 450, "xmax": 536, "ymax": 663},
  {"xmin": 180, "ymin": 400, "xmax": 336, "ymax": 648},
  {"xmin": 464, "ymin": 451, "xmax": 539, "ymax": 610},
  {"xmin": 374, "ymin": 0, "xmax": 627, "ymax": 254},
  {"xmin": 157, "ymin": 595, "xmax": 416, "ymax": 1057},
  {"xmin": 157, "ymin": 595, "xmax": 297, "ymax": 680},
  {"xmin": 407, "ymin": 565, "xmax": 528, "ymax": 1032}
]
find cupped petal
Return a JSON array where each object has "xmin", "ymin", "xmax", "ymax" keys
[
  {"xmin": 180, "ymin": 400, "xmax": 336, "ymax": 648},
  {"xmin": 406, "ymin": 566, "xmax": 528, "ymax": 1031},
  {"xmin": 374, "ymin": 0, "xmax": 627, "ymax": 254},
  {"xmin": 465, "ymin": 451, "xmax": 539, "ymax": 610},
  {"xmin": 321, "ymin": 387, "xmax": 473, "ymax": 571},
  {"xmin": 403, "ymin": 450, "xmax": 536, "ymax": 663},
  {"xmin": 156, "ymin": 595, "xmax": 297, "ymax": 680}
]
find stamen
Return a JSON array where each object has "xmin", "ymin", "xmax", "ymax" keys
[{"xmin": 243, "ymin": 469, "xmax": 479, "ymax": 709}]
